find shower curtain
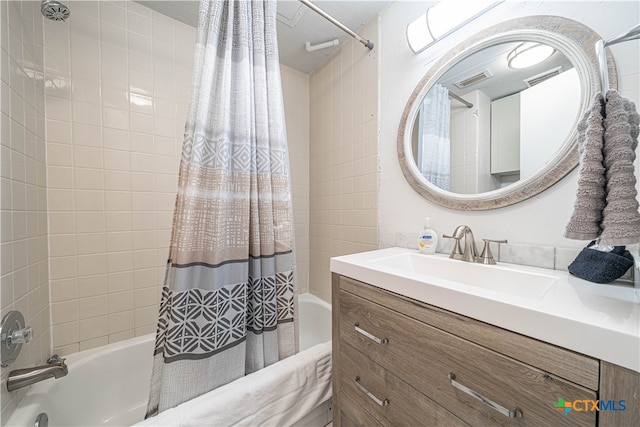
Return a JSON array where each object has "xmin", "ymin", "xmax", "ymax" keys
[
  {"xmin": 146, "ymin": 0, "xmax": 296, "ymax": 417},
  {"xmin": 418, "ymin": 84, "xmax": 451, "ymax": 190}
]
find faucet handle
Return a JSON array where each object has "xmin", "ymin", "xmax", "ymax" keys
[
  {"xmin": 479, "ymin": 239, "xmax": 507, "ymax": 265},
  {"xmin": 47, "ymin": 354, "xmax": 65, "ymax": 364},
  {"xmin": 442, "ymin": 234, "xmax": 464, "ymax": 260},
  {"xmin": 8, "ymin": 326, "xmax": 33, "ymax": 345}
]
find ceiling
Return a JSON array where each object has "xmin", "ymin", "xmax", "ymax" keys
[
  {"xmin": 136, "ymin": 0, "xmax": 392, "ymax": 74},
  {"xmin": 439, "ymin": 41, "xmax": 575, "ymax": 101}
]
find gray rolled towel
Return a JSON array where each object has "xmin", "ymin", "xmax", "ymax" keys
[
  {"xmin": 565, "ymin": 94, "xmax": 606, "ymax": 240},
  {"xmin": 599, "ymin": 90, "xmax": 640, "ymax": 246}
]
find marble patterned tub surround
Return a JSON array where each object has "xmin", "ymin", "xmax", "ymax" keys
[
  {"xmin": 555, "ymin": 246, "xmax": 583, "ymax": 272},
  {"xmin": 498, "ymin": 242, "xmax": 555, "ymax": 270}
]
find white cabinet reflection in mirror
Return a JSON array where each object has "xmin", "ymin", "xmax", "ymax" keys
[{"xmin": 520, "ymin": 68, "xmax": 581, "ymax": 178}]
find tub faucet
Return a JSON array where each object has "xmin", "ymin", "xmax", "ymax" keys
[
  {"xmin": 6, "ymin": 355, "xmax": 68, "ymax": 392},
  {"xmin": 443, "ymin": 225, "xmax": 479, "ymax": 263}
]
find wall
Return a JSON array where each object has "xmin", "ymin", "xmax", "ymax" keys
[
  {"xmin": 0, "ymin": 1, "xmax": 51, "ymax": 423},
  {"xmin": 281, "ymin": 65, "xmax": 310, "ymax": 295},
  {"xmin": 42, "ymin": 1, "xmax": 310, "ymax": 355},
  {"xmin": 43, "ymin": 0, "xmax": 194, "ymax": 356},
  {"xmin": 379, "ymin": 1, "xmax": 640, "ymax": 261},
  {"xmin": 450, "ymin": 89, "xmax": 492, "ymax": 193},
  {"xmin": 475, "ymin": 91, "xmax": 492, "ymax": 192},
  {"xmin": 0, "ymin": 0, "xmax": 303, "ymax": 421},
  {"xmin": 1, "ymin": 0, "xmax": 309, "ymax": 417},
  {"xmin": 309, "ymin": 19, "xmax": 380, "ymax": 302}
]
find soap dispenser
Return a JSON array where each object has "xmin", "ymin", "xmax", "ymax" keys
[{"xmin": 418, "ymin": 217, "xmax": 438, "ymax": 255}]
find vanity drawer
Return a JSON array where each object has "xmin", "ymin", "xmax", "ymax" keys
[
  {"xmin": 339, "ymin": 391, "xmax": 384, "ymax": 427},
  {"xmin": 339, "ymin": 342, "xmax": 468, "ymax": 427},
  {"xmin": 339, "ymin": 276, "xmax": 599, "ymax": 390},
  {"xmin": 339, "ymin": 289, "xmax": 597, "ymax": 426}
]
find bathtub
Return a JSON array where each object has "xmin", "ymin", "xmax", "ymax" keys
[
  {"xmin": 5, "ymin": 293, "xmax": 332, "ymax": 427},
  {"xmin": 298, "ymin": 292, "xmax": 332, "ymax": 352}
]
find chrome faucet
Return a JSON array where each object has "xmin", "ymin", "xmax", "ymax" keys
[
  {"xmin": 444, "ymin": 225, "xmax": 479, "ymax": 262},
  {"xmin": 443, "ymin": 225, "xmax": 507, "ymax": 264},
  {"xmin": 478, "ymin": 238, "xmax": 508, "ymax": 265},
  {"xmin": 6, "ymin": 355, "xmax": 68, "ymax": 392}
]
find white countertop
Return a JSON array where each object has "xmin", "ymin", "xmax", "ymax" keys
[{"xmin": 330, "ymin": 247, "xmax": 640, "ymax": 373}]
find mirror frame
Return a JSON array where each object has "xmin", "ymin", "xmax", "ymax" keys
[{"xmin": 397, "ymin": 16, "xmax": 618, "ymax": 210}]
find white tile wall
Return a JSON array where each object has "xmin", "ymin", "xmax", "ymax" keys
[
  {"xmin": 450, "ymin": 90, "xmax": 494, "ymax": 194},
  {"xmin": 2, "ymin": 0, "xmax": 311, "ymax": 359},
  {"xmin": 308, "ymin": 19, "xmax": 380, "ymax": 303},
  {"xmin": 280, "ymin": 65, "xmax": 310, "ymax": 294},
  {"xmin": 1, "ymin": 1, "xmax": 312, "ymax": 421},
  {"xmin": 43, "ymin": 0, "xmax": 195, "ymax": 356},
  {"xmin": 1, "ymin": 1, "xmax": 50, "ymax": 424}
]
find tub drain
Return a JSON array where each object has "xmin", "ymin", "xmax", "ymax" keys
[{"xmin": 34, "ymin": 413, "xmax": 48, "ymax": 427}]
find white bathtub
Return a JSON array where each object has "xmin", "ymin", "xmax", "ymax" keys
[
  {"xmin": 5, "ymin": 293, "xmax": 332, "ymax": 427},
  {"xmin": 298, "ymin": 293, "xmax": 332, "ymax": 351}
]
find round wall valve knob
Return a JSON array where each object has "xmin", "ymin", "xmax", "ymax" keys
[
  {"xmin": 1, "ymin": 311, "xmax": 32, "ymax": 367},
  {"xmin": 8, "ymin": 326, "xmax": 33, "ymax": 345}
]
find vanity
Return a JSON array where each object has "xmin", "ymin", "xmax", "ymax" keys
[
  {"xmin": 330, "ymin": 248, "xmax": 640, "ymax": 426},
  {"xmin": 330, "ymin": 9, "xmax": 640, "ymax": 426}
]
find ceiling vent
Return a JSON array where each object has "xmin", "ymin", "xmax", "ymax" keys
[
  {"xmin": 524, "ymin": 66, "xmax": 563, "ymax": 87},
  {"xmin": 453, "ymin": 69, "xmax": 493, "ymax": 89},
  {"xmin": 276, "ymin": 1, "xmax": 304, "ymax": 28}
]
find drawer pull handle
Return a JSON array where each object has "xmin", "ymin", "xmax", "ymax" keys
[
  {"xmin": 448, "ymin": 373, "xmax": 523, "ymax": 419},
  {"xmin": 355, "ymin": 376, "xmax": 389, "ymax": 407},
  {"xmin": 354, "ymin": 323, "xmax": 389, "ymax": 345}
]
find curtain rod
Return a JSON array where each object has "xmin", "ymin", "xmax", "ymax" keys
[
  {"xmin": 597, "ymin": 23, "xmax": 640, "ymax": 94},
  {"xmin": 449, "ymin": 92, "xmax": 473, "ymax": 108},
  {"xmin": 603, "ymin": 23, "xmax": 640, "ymax": 47},
  {"xmin": 298, "ymin": 0, "xmax": 374, "ymax": 50}
]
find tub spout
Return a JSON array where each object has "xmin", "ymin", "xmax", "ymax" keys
[{"xmin": 6, "ymin": 357, "xmax": 68, "ymax": 392}]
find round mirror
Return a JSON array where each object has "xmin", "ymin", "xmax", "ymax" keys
[{"xmin": 398, "ymin": 16, "xmax": 617, "ymax": 210}]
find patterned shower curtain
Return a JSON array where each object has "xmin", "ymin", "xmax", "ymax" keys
[
  {"xmin": 418, "ymin": 84, "xmax": 451, "ymax": 190},
  {"xmin": 146, "ymin": 0, "xmax": 296, "ymax": 417}
]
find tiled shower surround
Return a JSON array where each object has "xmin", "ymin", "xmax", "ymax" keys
[
  {"xmin": 308, "ymin": 19, "xmax": 380, "ymax": 302},
  {"xmin": 42, "ymin": 1, "xmax": 310, "ymax": 355},
  {"xmin": 43, "ymin": 0, "xmax": 195, "ymax": 355},
  {"xmin": 1, "ymin": 1, "xmax": 310, "ymax": 421},
  {"xmin": 1, "ymin": 0, "xmax": 51, "ymax": 421}
]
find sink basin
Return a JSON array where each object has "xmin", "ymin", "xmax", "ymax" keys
[{"xmin": 370, "ymin": 253, "xmax": 557, "ymax": 300}]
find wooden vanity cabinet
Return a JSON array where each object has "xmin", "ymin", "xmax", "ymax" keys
[{"xmin": 331, "ymin": 273, "xmax": 640, "ymax": 427}]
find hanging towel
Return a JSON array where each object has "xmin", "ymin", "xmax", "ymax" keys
[
  {"xmin": 599, "ymin": 90, "xmax": 640, "ymax": 245},
  {"xmin": 564, "ymin": 94, "xmax": 607, "ymax": 240}
]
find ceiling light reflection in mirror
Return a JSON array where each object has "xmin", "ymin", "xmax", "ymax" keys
[{"xmin": 507, "ymin": 42, "xmax": 556, "ymax": 69}]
